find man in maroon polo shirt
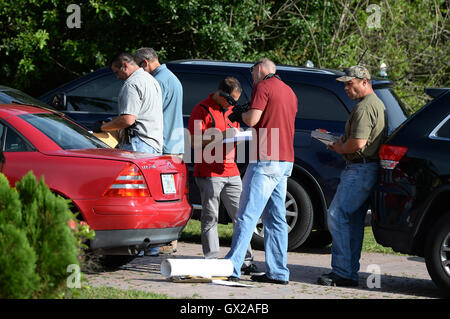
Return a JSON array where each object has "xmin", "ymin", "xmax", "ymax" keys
[
  {"xmin": 225, "ymin": 58, "xmax": 297, "ymax": 284},
  {"xmin": 188, "ymin": 77, "xmax": 258, "ymax": 275}
]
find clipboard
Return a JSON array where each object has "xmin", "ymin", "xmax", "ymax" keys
[{"xmin": 311, "ymin": 129, "xmax": 340, "ymax": 146}]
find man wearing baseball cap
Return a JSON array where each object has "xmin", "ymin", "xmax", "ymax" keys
[{"xmin": 317, "ymin": 65, "xmax": 388, "ymax": 286}]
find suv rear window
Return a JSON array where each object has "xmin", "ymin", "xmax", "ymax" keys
[
  {"xmin": 65, "ymin": 74, "xmax": 123, "ymax": 113},
  {"xmin": 175, "ymin": 72, "xmax": 250, "ymax": 115},
  {"xmin": 374, "ymin": 88, "xmax": 408, "ymax": 134},
  {"xmin": 285, "ymin": 82, "xmax": 348, "ymax": 121},
  {"xmin": 436, "ymin": 116, "xmax": 450, "ymax": 139}
]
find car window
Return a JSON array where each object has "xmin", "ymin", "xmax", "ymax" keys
[
  {"xmin": 2, "ymin": 126, "xmax": 34, "ymax": 152},
  {"xmin": 285, "ymin": 82, "xmax": 348, "ymax": 121},
  {"xmin": 19, "ymin": 113, "xmax": 108, "ymax": 150},
  {"xmin": 65, "ymin": 74, "xmax": 123, "ymax": 113},
  {"xmin": 436, "ymin": 117, "xmax": 450, "ymax": 138},
  {"xmin": 374, "ymin": 88, "xmax": 408, "ymax": 134},
  {"xmin": 174, "ymin": 72, "xmax": 250, "ymax": 116}
]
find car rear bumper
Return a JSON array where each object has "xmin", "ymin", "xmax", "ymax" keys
[
  {"xmin": 90, "ymin": 226, "xmax": 185, "ymax": 254},
  {"xmin": 75, "ymin": 198, "xmax": 192, "ymax": 230}
]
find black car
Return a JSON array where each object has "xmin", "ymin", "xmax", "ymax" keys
[
  {"xmin": 38, "ymin": 60, "xmax": 410, "ymax": 250},
  {"xmin": 0, "ymin": 85, "xmax": 53, "ymax": 110},
  {"xmin": 373, "ymin": 89, "xmax": 450, "ymax": 294}
]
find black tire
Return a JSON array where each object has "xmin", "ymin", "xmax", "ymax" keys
[
  {"xmin": 251, "ymin": 178, "xmax": 314, "ymax": 251},
  {"xmin": 98, "ymin": 255, "xmax": 136, "ymax": 271},
  {"xmin": 424, "ymin": 212, "xmax": 450, "ymax": 296}
]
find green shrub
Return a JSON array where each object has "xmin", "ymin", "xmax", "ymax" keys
[
  {"xmin": 0, "ymin": 171, "xmax": 79, "ymax": 298},
  {"xmin": 0, "ymin": 224, "xmax": 39, "ymax": 298},
  {"xmin": 0, "ymin": 173, "xmax": 22, "ymax": 225}
]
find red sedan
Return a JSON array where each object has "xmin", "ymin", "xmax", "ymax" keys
[{"xmin": 0, "ymin": 103, "xmax": 192, "ymax": 257}]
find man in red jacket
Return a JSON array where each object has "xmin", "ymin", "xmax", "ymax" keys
[{"xmin": 188, "ymin": 77, "xmax": 259, "ymax": 275}]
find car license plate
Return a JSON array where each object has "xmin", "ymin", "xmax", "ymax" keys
[{"xmin": 161, "ymin": 174, "xmax": 176, "ymax": 194}]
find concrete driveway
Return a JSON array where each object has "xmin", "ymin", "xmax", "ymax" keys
[{"xmin": 83, "ymin": 241, "xmax": 445, "ymax": 300}]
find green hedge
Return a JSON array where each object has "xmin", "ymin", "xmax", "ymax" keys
[{"xmin": 0, "ymin": 172, "xmax": 79, "ymax": 298}]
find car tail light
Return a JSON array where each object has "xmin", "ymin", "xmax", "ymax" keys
[
  {"xmin": 103, "ymin": 163, "xmax": 150, "ymax": 197},
  {"xmin": 379, "ymin": 144, "xmax": 408, "ymax": 170}
]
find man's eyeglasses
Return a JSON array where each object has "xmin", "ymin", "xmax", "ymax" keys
[{"xmin": 250, "ymin": 61, "xmax": 262, "ymax": 73}]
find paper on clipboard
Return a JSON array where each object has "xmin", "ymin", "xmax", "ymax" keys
[
  {"xmin": 311, "ymin": 129, "xmax": 340, "ymax": 146},
  {"xmin": 223, "ymin": 130, "xmax": 253, "ymax": 144}
]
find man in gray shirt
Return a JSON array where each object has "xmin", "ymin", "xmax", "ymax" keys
[
  {"xmin": 98, "ymin": 52, "xmax": 163, "ymax": 154},
  {"xmin": 134, "ymin": 47, "xmax": 184, "ymax": 156}
]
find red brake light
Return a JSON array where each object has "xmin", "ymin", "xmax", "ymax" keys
[
  {"xmin": 103, "ymin": 163, "xmax": 150, "ymax": 197},
  {"xmin": 379, "ymin": 144, "xmax": 408, "ymax": 170}
]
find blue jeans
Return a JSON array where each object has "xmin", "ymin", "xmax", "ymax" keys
[
  {"xmin": 122, "ymin": 136, "xmax": 162, "ymax": 155},
  {"xmin": 327, "ymin": 162, "xmax": 379, "ymax": 281},
  {"xmin": 225, "ymin": 161, "xmax": 293, "ymax": 281}
]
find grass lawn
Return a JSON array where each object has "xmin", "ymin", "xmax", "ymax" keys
[
  {"xmin": 67, "ymin": 286, "xmax": 171, "ymax": 299},
  {"xmin": 180, "ymin": 219, "xmax": 402, "ymax": 255}
]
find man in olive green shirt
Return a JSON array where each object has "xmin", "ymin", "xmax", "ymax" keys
[{"xmin": 318, "ymin": 66, "xmax": 387, "ymax": 287}]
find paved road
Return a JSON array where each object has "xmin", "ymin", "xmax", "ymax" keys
[{"xmin": 84, "ymin": 241, "xmax": 445, "ymax": 300}]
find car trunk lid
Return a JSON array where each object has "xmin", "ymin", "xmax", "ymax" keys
[{"xmin": 42, "ymin": 149, "xmax": 187, "ymax": 201}]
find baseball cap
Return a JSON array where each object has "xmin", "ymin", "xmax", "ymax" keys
[{"xmin": 336, "ymin": 66, "xmax": 371, "ymax": 82}]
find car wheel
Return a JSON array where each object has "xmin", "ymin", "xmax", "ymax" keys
[
  {"xmin": 424, "ymin": 212, "xmax": 450, "ymax": 296},
  {"xmin": 251, "ymin": 178, "xmax": 314, "ymax": 251}
]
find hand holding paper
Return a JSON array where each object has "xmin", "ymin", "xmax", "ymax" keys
[{"xmin": 311, "ymin": 129, "xmax": 340, "ymax": 146}]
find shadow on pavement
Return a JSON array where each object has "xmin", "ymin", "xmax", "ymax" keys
[{"xmin": 120, "ymin": 252, "xmax": 445, "ymax": 299}]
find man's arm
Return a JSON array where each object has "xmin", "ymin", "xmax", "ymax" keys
[
  {"xmin": 328, "ymin": 137, "xmax": 367, "ymax": 154},
  {"xmin": 101, "ymin": 114, "xmax": 136, "ymax": 132},
  {"xmin": 242, "ymin": 109, "xmax": 263, "ymax": 127}
]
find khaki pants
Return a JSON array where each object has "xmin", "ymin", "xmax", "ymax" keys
[{"xmin": 195, "ymin": 175, "xmax": 253, "ymax": 266}]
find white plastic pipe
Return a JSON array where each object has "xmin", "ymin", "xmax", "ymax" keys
[{"xmin": 160, "ymin": 258, "xmax": 234, "ymax": 278}]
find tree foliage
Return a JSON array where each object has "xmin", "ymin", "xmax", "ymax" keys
[{"xmin": 0, "ymin": 0, "xmax": 448, "ymax": 112}]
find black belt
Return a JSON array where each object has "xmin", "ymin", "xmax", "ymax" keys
[{"xmin": 347, "ymin": 158, "xmax": 378, "ymax": 164}]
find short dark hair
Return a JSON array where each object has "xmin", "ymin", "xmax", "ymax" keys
[
  {"xmin": 110, "ymin": 52, "xmax": 136, "ymax": 68},
  {"xmin": 218, "ymin": 77, "xmax": 242, "ymax": 95}
]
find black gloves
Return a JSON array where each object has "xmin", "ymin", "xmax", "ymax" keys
[
  {"xmin": 91, "ymin": 120, "xmax": 103, "ymax": 133},
  {"xmin": 228, "ymin": 103, "xmax": 249, "ymax": 125},
  {"xmin": 219, "ymin": 91, "xmax": 249, "ymax": 125}
]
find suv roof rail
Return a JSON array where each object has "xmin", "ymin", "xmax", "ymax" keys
[
  {"xmin": 424, "ymin": 87, "xmax": 450, "ymax": 99},
  {"xmin": 167, "ymin": 59, "xmax": 343, "ymax": 76}
]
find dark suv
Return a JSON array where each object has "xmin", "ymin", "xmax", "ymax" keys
[
  {"xmin": 39, "ymin": 60, "xmax": 409, "ymax": 250},
  {"xmin": 373, "ymin": 89, "xmax": 450, "ymax": 294}
]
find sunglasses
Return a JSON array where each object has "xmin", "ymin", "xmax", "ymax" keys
[
  {"xmin": 250, "ymin": 61, "xmax": 262, "ymax": 73},
  {"xmin": 219, "ymin": 92, "xmax": 238, "ymax": 106}
]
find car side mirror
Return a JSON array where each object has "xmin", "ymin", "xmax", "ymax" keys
[
  {"xmin": 0, "ymin": 151, "xmax": 5, "ymax": 164},
  {"xmin": 51, "ymin": 92, "xmax": 68, "ymax": 110}
]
